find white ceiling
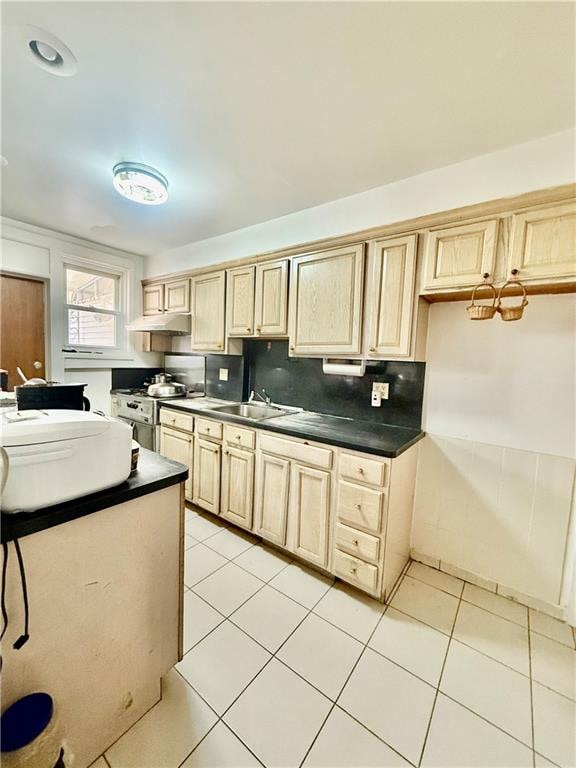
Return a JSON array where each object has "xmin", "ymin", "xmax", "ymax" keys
[{"xmin": 2, "ymin": 2, "xmax": 574, "ymax": 257}]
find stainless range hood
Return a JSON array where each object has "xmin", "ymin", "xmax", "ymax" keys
[{"xmin": 126, "ymin": 313, "xmax": 190, "ymax": 334}]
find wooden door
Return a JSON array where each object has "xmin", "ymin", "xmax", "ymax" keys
[
  {"xmin": 193, "ymin": 438, "xmax": 221, "ymax": 513},
  {"xmin": 254, "ymin": 451, "xmax": 290, "ymax": 545},
  {"xmin": 0, "ymin": 275, "xmax": 45, "ymax": 390},
  {"xmin": 508, "ymin": 202, "xmax": 576, "ymax": 281},
  {"xmin": 164, "ymin": 279, "xmax": 190, "ymax": 313},
  {"xmin": 190, "ymin": 271, "xmax": 226, "ymax": 351},
  {"xmin": 160, "ymin": 426, "xmax": 193, "ymax": 501},
  {"xmin": 365, "ymin": 234, "xmax": 417, "ymax": 358},
  {"xmin": 143, "ymin": 283, "xmax": 165, "ymax": 315},
  {"xmin": 221, "ymin": 447, "xmax": 254, "ymax": 530},
  {"xmin": 254, "ymin": 259, "xmax": 288, "ymax": 336},
  {"xmin": 288, "ymin": 244, "xmax": 364, "ymax": 356},
  {"xmin": 226, "ymin": 266, "xmax": 255, "ymax": 337},
  {"xmin": 289, "ymin": 464, "xmax": 330, "ymax": 568},
  {"xmin": 422, "ymin": 219, "xmax": 498, "ymax": 290}
]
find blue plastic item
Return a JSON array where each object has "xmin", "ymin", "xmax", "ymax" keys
[{"xmin": 0, "ymin": 692, "xmax": 54, "ymax": 752}]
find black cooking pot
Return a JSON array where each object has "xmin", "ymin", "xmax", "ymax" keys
[{"xmin": 15, "ymin": 383, "xmax": 90, "ymax": 411}]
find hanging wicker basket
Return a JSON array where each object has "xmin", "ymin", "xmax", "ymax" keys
[
  {"xmin": 466, "ymin": 281, "xmax": 497, "ymax": 320},
  {"xmin": 496, "ymin": 279, "xmax": 528, "ymax": 321}
]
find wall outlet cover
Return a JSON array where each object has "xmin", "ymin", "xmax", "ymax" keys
[
  {"xmin": 372, "ymin": 382, "xmax": 389, "ymax": 399},
  {"xmin": 219, "ymin": 368, "xmax": 229, "ymax": 381}
]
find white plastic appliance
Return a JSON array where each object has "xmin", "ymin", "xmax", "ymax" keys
[{"xmin": 0, "ymin": 410, "xmax": 133, "ymax": 513}]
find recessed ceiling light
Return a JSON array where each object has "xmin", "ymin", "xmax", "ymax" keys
[
  {"xmin": 112, "ymin": 163, "xmax": 169, "ymax": 206},
  {"xmin": 24, "ymin": 26, "xmax": 77, "ymax": 76}
]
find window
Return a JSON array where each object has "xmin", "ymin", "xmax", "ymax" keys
[{"xmin": 65, "ymin": 267, "xmax": 121, "ymax": 348}]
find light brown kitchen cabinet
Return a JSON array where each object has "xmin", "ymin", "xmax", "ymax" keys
[
  {"xmin": 364, "ymin": 234, "xmax": 417, "ymax": 358},
  {"xmin": 288, "ymin": 244, "xmax": 365, "ymax": 356},
  {"xmin": 227, "ymin": 266, "xmax": 255, "ymax": 337},
  {"xmin": 422, "ymin": 219, "xmax": 499, "ymax": 291},
  {"xmin": 159, "ymin": 425, "xmax": 193, "ymax": 501},
  {"xmin": 221, "ymin": 446, "xmax": 254, "ymax": 530},
  {"xmin": 254, "ymin": 452, "xmax": 290, "ymax": 546},
  {"xmin": 143, "ymin": 279, "xmax": 190, "ymax": 314},
  {"xmin": 190, "ymin": 270, "xmax": 226, "ymax": 352},
  {"xmin": 290, "ymin": 463, "xmax": 330, "ymax": 568},
  {"xmin": 508, "ymin": 202, "xmax": 576, "ymax": 281},
  {"xmin": 143, "ymin": 283, "xmax": 165, "ymax": 315},
  {"xmin": 254, "ymin": 259, "xmax": 289, "ymax": 336},
  {"xmin": 193, "ymin": 437, "xmax": 221, "ymax": 514}
]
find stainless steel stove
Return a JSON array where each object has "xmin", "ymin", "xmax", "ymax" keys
[{"xmin": 111, "ymin": 388, "xmax": 203, "ymax": 451}]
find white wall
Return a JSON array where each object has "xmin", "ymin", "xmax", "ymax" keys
[
  {"xmin": 1, "ymin": 219, "xmax": 161, "ymax": 410},
  {"xmin": 146, "ymin": 128, "xmax": 575, "ymax": 276}
]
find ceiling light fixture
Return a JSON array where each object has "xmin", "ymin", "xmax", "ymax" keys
[
  {"xmin": 112, "ymin": 162, "xmax": 169, "ymax": 206},
  {"xmin": 24, "ymin": 26, "xmax": 77, "ymax": 76}
]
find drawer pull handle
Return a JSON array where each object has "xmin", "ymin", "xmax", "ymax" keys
[
  {"xmin": 256, "ymin": 326, "xmax": 261, "ymax": 332},
  {"xmin": 247, "ymin": 327, "xmax": 251, "ymax": 333},
  {"xmin": 355, "ymin": 504, "xmax": 362, "ymax": 511},
  {"xmin": 369, "ymin": 347, "xmax": 376, "ymax": 353},
  {"xmin": 350, "ymin": 566, "xmax": 357, "ymax": 574},
  {"xmin": 352, "ymin": 539, "xmax": 359, "ymax": 546}
]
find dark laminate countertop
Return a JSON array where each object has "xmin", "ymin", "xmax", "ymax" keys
[
  {"xmin": 161, "ymin": 398, "xmax": 424, "ymax": 458},
  {"xmin": 1, "ymin": 449, "xmax": 188, "ymax": 543}
]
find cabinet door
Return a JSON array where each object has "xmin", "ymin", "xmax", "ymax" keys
[
  {"xmin": 254, "ymin": 452, "xmax": 290, "ymax": 546},
  {"xmin": 190, "ymin": 271, "xmax": 226, "ymax": 351},
  {"xmin": 193, "ymin": 438, "xmax": 221, "ymax": 514},
  {"xmin": 288, "ymin": 244, "xmax": 364, "ymax": 356},
  {"xmin": 160, "ymin": 426, "xmax": 193, "ymax": 501},
  {"xmin": 365, "ymin": 234, "xmax": 417, "ymax": 358},
  {"xmin": 221, "ymin": 447, "xmax": 254, "ymax": 530},
  {"xmin": 289, "ymin": 464, "xmax": 330, "ymax": 568},
  {"xmin": 508, "ymin": 202, "xmax": 576, "ymax": 281},
  {"xmin": 143, "ymin": 283, "xmax": 165, "ymax": 315},
  {"xmin": 423, "ymin": 219, "xmax": 498, "ymax": 290},
  {"xmin": 164, "ymin": 279, "xmax": 190, "ymax": 313},
  {"xmin": 254, "ymin": 259, "xmax": 289, "ymax": 336},
  {"xmin": 226, "ymin": 266, "xmax": 255, "ymax": 337}
]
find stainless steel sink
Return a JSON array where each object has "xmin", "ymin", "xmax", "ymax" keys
[{"xmin": 210, "ymin": 403, "xmax": 290, "ymax": 421}]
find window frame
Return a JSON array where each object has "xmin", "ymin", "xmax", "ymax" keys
[{"xmin": 63, "ymin": 259, "xmax": 127, "ymax": 352}]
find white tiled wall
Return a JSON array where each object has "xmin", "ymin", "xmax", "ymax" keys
[{"xmin": 412, "ymin": 435, "xmax": 575, "ymax": 608}]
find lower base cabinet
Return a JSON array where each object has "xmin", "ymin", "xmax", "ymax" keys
[
  {"xmin": 254, "ymin": 452, "xmax": 290, "ymax": 546},
  {"xmin": 159, "ymin": 426, "xmax": 193, "ymax": 501},
  {"xmin": 221, "ymin": 446, "xmax": 254, "ymax": 530},
  {"xmin": 193, "ymin": 438, "xmax": 221, "ymax": 514},
  {"xmin": 290, "ymin": 464, "xmax": 330, "ymax": 568}
]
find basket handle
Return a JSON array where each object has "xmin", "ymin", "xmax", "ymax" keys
[
  {"xmin": 496, "ymin": 280, "xmax": 528, "ymax": 309},
  {"xmin": 467, "ymin": 281, "xmax": 497, "ymax": 310}
]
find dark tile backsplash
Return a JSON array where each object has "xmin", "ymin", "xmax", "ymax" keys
[
  {"xmin": 245, "ymin": 340, "xmax": 425, "ymax": 429},
  {"xmin": 205, "ymin": 355, "xmax": 246, "ymax": 402},
  {"xmin": 111, "ymin": 367, "xmax": 163, "ymax": 390}
]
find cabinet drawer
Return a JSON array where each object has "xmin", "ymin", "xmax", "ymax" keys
[
  {"xmin": 339, "ymin": 452, "xmax": 388, "ymax": 487},
  {"xmin": 159, "ymin": 408, "xmax": 193, "ymax": 433},
  {"xmin": 195, "ymin": 418, "xmax": 223, "ymax": 441},
  {"xmin": 333, "ymin": 550, "xmax": 379, "ymax": 593},
  {"xmin": 337, "ymin": 481, "xmax": 384, "ymax": 534},
  {"xmin": 224, "ymin": 424, "xmax": 256, "ymax": 450},
  {"xmin": 259, "ymin": 434, "xmax": 332, "ymax": 469},
  {"xmin": 335, "ymin": 523, "xmax": 380, "ymax": 564}
]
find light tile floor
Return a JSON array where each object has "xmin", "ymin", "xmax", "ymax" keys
[{"xmin": 98, "ymin": 511, "xmax": 576, "ymax": 768}]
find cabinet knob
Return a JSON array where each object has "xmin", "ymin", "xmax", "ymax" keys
[
  {"xmin": 206, "ymin": 427, "xmax": 210, "ymax": 433},
  {"xmin": 247, "ymin": 327, "xmax": 251, "ymax": 333},
  {"xmin": 355, "ymin": 504, "xmax": 362, "ymax": 511},
  {"xmin": 352, "ymin": 539, "xmax": 359, "ymax": 546},
  {"xmin": 256, "ymin": 326, "xmax": 261, "ymax": 333},
  {"xmin": 350, "ymin": 566, "xmax": 357, "ymax": 575},
  {"xmin": 236, "ymin": 435, "xmax": 241, "ymax": 440},
  {"xmin": 369, "ymin": 347, "xmax": 376, "ymax": 353},
  {"xmin": 358, "ymin": 467, "xmax": 365, "ymax": 475},
  {"xmin": 289, "ymin": 346, "xmax": 295, "ymax": 351}
]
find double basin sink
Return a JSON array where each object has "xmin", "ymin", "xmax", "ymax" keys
[{"xmin": 208, "ymin": 402, "xmax": 299, "ymax": 422}]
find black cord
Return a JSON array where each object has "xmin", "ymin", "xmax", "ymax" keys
[
  {"xmin": 0, "ymin": 541, "xmax": 8, "ymax": 643},
  {"xmin": 12, "ymin": 539, "xmax": 29, "ymax": 650}
]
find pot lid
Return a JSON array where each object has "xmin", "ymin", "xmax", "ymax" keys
[{"xmin": 0, "ymin": 409, "xmax": 127, "ymax": 447}]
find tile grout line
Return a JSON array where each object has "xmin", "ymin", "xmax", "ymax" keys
[
  {"xmin": 416, "ymin": 579, "xmax": 465, "ymax": 767},
  {"xmin": 527, "ymin": 611, "xmax": 536, "ymax": 768}
]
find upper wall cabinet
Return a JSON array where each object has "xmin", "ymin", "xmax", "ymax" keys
[
  {"xmin": 226, "ymin": 259, "xmax": 289, "ymax": 338},
  {"xmin": 422, "ymin": 219, "xmax": 499, "ymax": 291},
  {"xmin": 288, "ymin": 244, "xmax": 365, "ymax": 357},
  {"xmin": 190, "ymin": 271, "xmax": 226, "ymax": 352},
  {"xmin": 227, "ymin": 266, "xmax": 255, "ymax": 336},
  {"xmin": 508, "ymin": 202, "xmax": 576, "ymax": 281},
  {"xmin": 254, "ymin": 259, "xmax": 289, "ymax": 336},
  {"xmin": 143, "ymin": 278, "xmax": 190, "ymax": 315},
  {"xmin": 364, "ymin": 234, "xmax": 417, "ymax": 359}
]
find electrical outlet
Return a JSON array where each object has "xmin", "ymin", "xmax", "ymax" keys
[
  {"xmin": 371, "ymin": 382, "xmax": 389, "ymax": 407},
  {"xmin": 219, "ymin": 368, "xmax": 229, "ymax": 382}
]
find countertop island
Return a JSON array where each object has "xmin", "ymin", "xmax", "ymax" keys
[{"xmin": 1, "ymin": 448, "xmax": 188, "ymax": 768}]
